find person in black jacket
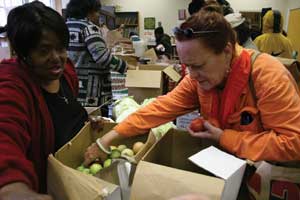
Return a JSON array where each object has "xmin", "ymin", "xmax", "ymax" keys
[
  {"xmin": 188, "ymin": 0, "xmax": 233, "ymax": 15},
  {"xmin": 188, "ymin": 0, "xmax": 206, "ymax": 15},
  {"xmin": 154, "ymin": 26, "xmax": 172, "ymax": 59}
]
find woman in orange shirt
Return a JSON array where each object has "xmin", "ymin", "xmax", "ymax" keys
[{"xmin": 85, "ymin": 5, "xmax": 300, "ymax": 198}]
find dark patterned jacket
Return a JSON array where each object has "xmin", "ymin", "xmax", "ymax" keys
[{"xmin": 66, "ymin": 18, "xmax": 126, "ymax": 106}]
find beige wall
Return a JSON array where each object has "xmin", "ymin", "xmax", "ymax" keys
[
  {"xmin": 61, "ymin": 0, "xmax": 293, "ymax": 38},
  {"xmin": 99, "ymin": 0, "xmax": 190, "ymax": 39},
  {"xmin": 287, "ymin": 0, "xmax": 300, "ymax": 9}
]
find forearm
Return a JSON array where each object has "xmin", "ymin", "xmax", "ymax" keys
[{"xmin": 100, "ymin": 130, "xmax": 124, "ymax": 148}]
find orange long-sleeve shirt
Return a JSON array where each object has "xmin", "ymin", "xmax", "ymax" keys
[{"xmin": 114, "ymin": 50, "xmax": 300, "ymax": 162}]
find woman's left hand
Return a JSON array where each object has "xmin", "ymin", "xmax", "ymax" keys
[
  {"xmin": 187, "ymin": 120, "xmax": 223, "ymax": 143},
  {"xmin": 89, "ymin": 116, "xmax": 112, "ymax": 132}
]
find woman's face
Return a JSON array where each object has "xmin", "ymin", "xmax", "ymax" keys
[
  {"xmin": 176, "ymin": 39, "xmax": 233, "ymax": 91},
  {"xmin": 27, "ymin": 30, "xmax": 67, "ymax": 85}
]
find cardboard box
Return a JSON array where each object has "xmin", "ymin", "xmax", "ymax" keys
[
  {"xmin": 125, "ymin": 64, "xmax": 181, "ymax": 103},
  {"xmin": 115, "ymin": 54, "xmax": 139, "ymax": 66},
  {"xmin": 131, "ymin": 129, "xmax": 246, "ymax": 200},
  {"xmin": 47, "ymin": 122, "xmax": 156, "ymax": 200},
  {"xmin": 84, "ymin": 107, "xmax": 101, "ymax": 115}
]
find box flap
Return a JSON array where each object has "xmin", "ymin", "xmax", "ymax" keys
[
  {"xmin": 125, "ymin": 70, "xmax": 162, "ymax": 88},
  {"xmin": 138, "ymin": 64, "xmax": 168, "ymax": 71},
  {"xmin": 131, "ymin": 161, "xmax": 224, "ymax": 200},
  {"xmin": 48, "ymin": 155, "xmax": 121, "ymax": 200},
  {"xmin": 163, "ymin": 66, "xmax": 182, "ymax": 82},
  {"xmin": 84, "ymin": 107, "xmax": 101, "ymax": 115},
  {"xmin": 142, "ymin": 48, "xmax": 158, "ymax": 62},
  {"xmin": 133, "ymin": 131, "xmax": 156, "ymax": 163},
  {"xmin": 55, "ymin": 122, "xmax": 118, "ymax": 168},
  {"xmin": 95, "ymin": 159, "xmax": 132, "ymax": 200},
  {"xmin": 188, "ymin": 146, "xmax": 246, "ymax": 180}
]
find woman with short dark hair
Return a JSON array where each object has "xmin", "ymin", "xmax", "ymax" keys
[{"xmin": 0, "ymin": 2, "xmax": 88, "ymax": 199}]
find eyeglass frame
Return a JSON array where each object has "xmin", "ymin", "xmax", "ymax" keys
[{"xmin": 172, "ymin": 27, "xmax": 219, "ymax": 38}]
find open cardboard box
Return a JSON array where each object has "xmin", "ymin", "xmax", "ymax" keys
[
  {"xmin": 131, "ymin": 128, "xmax": 247, "ymax": 200},
  {"xmin": 47, "ymin": 122, "xmax": 156, "ymax": 200},
  {"xmin": 84, "ymin": 106, "xmax": 101, "ymax": 115},
  {"xmin": 115, "ymin": 54, "xmax": 139, "ymax": 66},
  {"xmin": 125, "ymin": 64, "xmax": 181, "ymax": 103}
]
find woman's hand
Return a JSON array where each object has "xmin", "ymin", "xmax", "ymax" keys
[
  {"xmin": 89, "ymin": 115, "xmax": 112, "ymax": 132},
  {"xmin": 83, "ymin": 142, "xmax": 108, "ymax": 166},
  {"xmin": 187, "ymin": 120, "xmax": 223, "ymax": 143},
  {"xmin": 83, "ymin": 130, "xmax": 123, "ymax": 166},
  {"xmin": 0, "ymin": 182, "xmax": 53, "ymax": 200}
]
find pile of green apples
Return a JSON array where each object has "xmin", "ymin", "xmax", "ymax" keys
[{"xmin": 76, "ymin": 142, "xmax": 144, "ymax": 175}]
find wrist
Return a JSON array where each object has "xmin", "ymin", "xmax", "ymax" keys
[
  {"xmin": 214, "ymin": 130, "xmax": 223, "ymax": 143},
  {"xmin": 96, "ymin": 138, "xmax": 111, "ymax": 154}
]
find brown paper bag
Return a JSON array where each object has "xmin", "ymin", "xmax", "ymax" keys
[{"xmin": 248, "ymin": 161, "xmax": 300, "ymax": 200}]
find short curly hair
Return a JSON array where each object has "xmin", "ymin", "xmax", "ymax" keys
[
  {"xmin": 66, "ymin": 0, "xmax": 101, "ymax": 19},
  {"xmin": 6, "ymin": 1, "xmax": 69, "ymax": 59},
  {"xmin": 176, "ymin": 5, "xmax": 236, "ymax": 54}
]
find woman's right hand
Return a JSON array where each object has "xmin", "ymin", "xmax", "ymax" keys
[
  {"xmin": 83, "ymin": 130, "xmax": 124, "ymax": 166},
  {"xmin": 83, "ymin": 142, "xmax": 108, "ymax": 166},
  {"xmin": 0, "ymin": 182, "xmax": 53, "ymax": 200}
]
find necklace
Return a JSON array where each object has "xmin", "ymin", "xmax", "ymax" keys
[{"xmin": 57, "ymin": 84, "xmax": 69, "ymax": 104}]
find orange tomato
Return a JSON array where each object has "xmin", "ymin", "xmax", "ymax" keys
[{"xmin": 190, "ymin": 117, "xmax": 205, "ymax": 132}]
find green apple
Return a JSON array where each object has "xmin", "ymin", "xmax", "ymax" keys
[
  {"xmin": 82, "ymin": 168, "xmax": 91, "ymax": 175},
  {"xmin": 103, "ymin": 159, "xmax": 112, "ymax": 168},
  {"xmin": 117, "ymin": 144, "xmax": 127, "ymax": 152},
  {"xmin": 121, "ymin": 148, "xmax": 134, "ymax": 157},
  {"xmin": 76, "ymin": 165, "xmax": 85, "ymax": 172},
  {"xmin": 89, "ymin": 163, "xmax": 103, "ymax": 175},
  {"xmin": 110, "ymin": 149, "xmax": 121, "ymax": 159},
  {"xmin": 110, "ymin": 145, "xmax": 117, "ymax": 151}
]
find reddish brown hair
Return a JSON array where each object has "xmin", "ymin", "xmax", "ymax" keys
[{"xmin": 176, "ymin": 5, "xmax": 236, "ymax": 54}]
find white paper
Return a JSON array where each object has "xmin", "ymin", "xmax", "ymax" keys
[{"xmin": 188, "ymin": 146, "xmax": 246, "ymax": 180}]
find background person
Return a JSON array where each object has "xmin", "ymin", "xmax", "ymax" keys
[
  {"xmin": 84, "ymin": 5, "xmax": 300, "ymax": 198},
  {"xmin": 254, "ymin": 10, "xmax": 293, "ymax": 58},
  {"xmin": 154, "ymin": 26, "xmax": 172, "ymax": 59},
  {"xmin": 188, "ymin": 0, "xmax": 206, "ymax": 15},
  {"xmin": 225, "ymin": 12, "xmax": 258, "ymax": 50},
  {"xmin": 66, "ymin": 0, "xmax": 128, "ymax": 116}
]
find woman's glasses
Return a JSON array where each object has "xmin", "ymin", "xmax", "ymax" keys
[{"xmin": 173, "ymin": 27, "xmax": 219, "ymax": 38}]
